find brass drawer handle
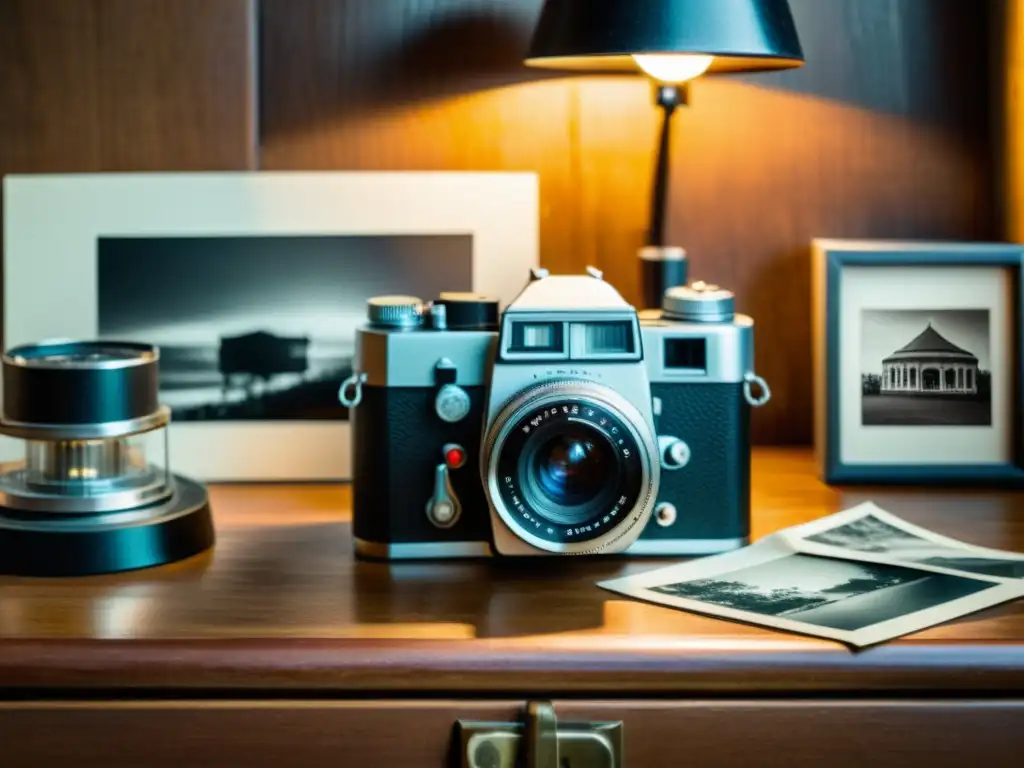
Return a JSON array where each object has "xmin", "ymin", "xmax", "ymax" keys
[{"xmin": 457, "ymin": 700, "xmax": 623, "ymax": 768}]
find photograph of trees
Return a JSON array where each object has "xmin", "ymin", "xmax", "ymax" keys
[
  {"xmin": 651, "ymin": 553, "xmax": 992, "ymax": 631},
  {"xmin": 806, "ymin": 515, "xmax": 1024, "ymax": 579}
]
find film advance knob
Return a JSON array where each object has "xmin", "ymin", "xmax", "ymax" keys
[
  {"xmin": 662, "ymin": 281, "xmax": 736, "ymax": 323},
  {"xmin": 367, "ymin": 295, "xmax": 425, "ymax": 329},
  {"xmin": 435, "ymin": 384, "xmax": 471, "ymax": 423}
]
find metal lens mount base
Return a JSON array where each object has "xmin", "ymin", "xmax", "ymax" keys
[{"xmin": 0, "ymin": 474, "xmax": 215, "ymax": 577}]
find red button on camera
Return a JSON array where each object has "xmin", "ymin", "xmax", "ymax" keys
[{"xmin": 443, "ymin": 444, "xmax": 467, "ymax": 469}]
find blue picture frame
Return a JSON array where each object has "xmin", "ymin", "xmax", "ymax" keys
[{"xmin": 812, "ymin": 240, "xmax": 1024, "ymax": 487}]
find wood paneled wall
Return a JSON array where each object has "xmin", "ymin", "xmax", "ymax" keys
[
  {"xmin": 0, "ymin": 0, "xmax": 257, "ymax": 173},
  {"xmin": 0, "ymin": 0, "xmax": 999, "ymax": 445},
  {"xmin": 259, "ymin": 0, "xmax": 996, "ymax": 445},
  {"xmin": 0, "ymin": 0, "xmax": 257, "ymax": 348},
  {"xmin": 1001, "ymin": 0, "xmax": 1024, "ymax": 243}
]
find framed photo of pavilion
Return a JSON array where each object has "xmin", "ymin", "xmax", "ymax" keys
[{"xmin": 812, "ymin": 240, "xmax": 1024, "ymax": 486}]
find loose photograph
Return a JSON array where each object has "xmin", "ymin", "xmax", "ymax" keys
[
  {"xmin": 860, "ymin": 309, "xmax": 992, "ymax": 427},
  {"xmin": 98, "ymin": 235, "xmax": 472, "ymax": 422},
  {"xmin": 599, "ymin": 535, "xmax": 1024, "ymax": 646},
  {"xmin": 647, "ymin": 553, "xmax": 992, "ymax": 634},
  {"xmin": 799, "ymin": 507, "xmax": 1024, "ymax": 580}
]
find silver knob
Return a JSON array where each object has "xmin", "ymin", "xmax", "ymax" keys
[
  {"xmin": 431, "ymin": 500, "xmax": 456, "ymax": 525},
  {"xmin": 662, "ymin": 283, "xmax": 735, "ymax": 323},
  {"xmin": 367, "ymin": 295, "xmax": 425, "ymax": 328},
  {"xmin": 654, "ymin": 502, "xmax": 678, "ymax": 528},
  {"xmin": 435, "ymin": 384, "xmax": 471, "ymax": 423},
  {"xmin": 659, "ymin": 436, "xmax": 691, "ymax": 470},
  {"xmin": 426, "ymin": 464, "xmax": 461, "ymax": 529},
  {"xmin": 430, "ymin": 303, "xmax": 448, "ymax": 330}
]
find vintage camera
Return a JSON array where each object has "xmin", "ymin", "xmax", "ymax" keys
[{"xmin": 344, "ymin": 268, "xmax": 769, "ymax": 559}]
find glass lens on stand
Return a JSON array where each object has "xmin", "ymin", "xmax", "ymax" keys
[{"xmin": 0, "ymin": 340, "xmax": 214, "ymax": 577}]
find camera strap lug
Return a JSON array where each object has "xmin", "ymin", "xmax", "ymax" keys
[
  {"xmin": 338, "ymin": 372, "xmax": 367, "ymax": 409},
  {"xmin": 743, "ymin": 371, "xmax": 772, "ymax": 408},
  {"xmin": 457, "ymin": 700, "xmax": 624, "ymax": 768}
]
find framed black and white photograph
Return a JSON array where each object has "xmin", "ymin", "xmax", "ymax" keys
[
  {"xmin": 812, "ymin": 240, "xmax": 1024, "ymax": 486},
  {"xmin": 2, "ymin": 172, "xmax": 539, "ymax": 480}
]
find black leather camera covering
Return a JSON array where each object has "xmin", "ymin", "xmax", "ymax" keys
[
  {"xmin": 353, "ymin": 381, "xmax": 751, "ymax": 550},
  {"xmin": 352, "ymin": 385, "xmax": 492, "ymax": 547},
  {"xmin": 645, "ymin": 382, "xmax": 751, "ymax": 542}
]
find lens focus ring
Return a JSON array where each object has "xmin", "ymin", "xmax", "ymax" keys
[
  {"xmin": 484, "ymin": 380, "xmax": 659, "ymax": 555},
  {"xmin": 1, "ymin": 341, "xmax": 160, "ymax": 431}
]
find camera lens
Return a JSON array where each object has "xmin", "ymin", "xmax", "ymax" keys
[
  {"xmin": 37, "ymin": 350, "xmax": 133, "ymax": 364},
  {"xmin": 0, "ymin": 338, "xmax": 216, "ymax": 577},
  {"xmin": 525, "ymin": 424, "xmax": 617, "ymax": 524},
  {"xmin": 10, "ymin": 341, "xmax": 156, "ymax": 368},
  {"xmin": 2, "ymin": 341, "xmax": 159, "ymax": 427},
  {"xmin": 485, "ymin": 380, "xmax": 659, "ymax": 553}
]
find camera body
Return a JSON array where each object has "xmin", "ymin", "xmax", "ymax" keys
[{"xmin": 347, "ymin": 268, "xmax": 767, "ymax": 559}]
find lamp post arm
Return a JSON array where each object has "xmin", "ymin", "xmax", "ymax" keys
[{"xmin": 647, "ymin": 83, "xmax": 688, "ymax": 247}]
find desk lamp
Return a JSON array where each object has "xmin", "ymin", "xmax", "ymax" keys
[{"xmin": 526, "ymin": 0, "xmax": 804, "ymax": 308}]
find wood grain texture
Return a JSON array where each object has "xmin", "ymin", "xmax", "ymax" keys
[
  {"xmin": 0, "ymin": 449, "xmax": 1022, "ymax": 694},
  {"xmin": 92, "ymin": 0, "xmax": 258, "ymax": 171},
  {"xmin": 1, "ymin": 700, "xmax": 1022, "ymax": 767},
  {"xmin": 0, "ymin": 0, "xmax": 258, "ymax": 343},
  {"xmin": 1002, "ymin": 0, "xmax": 1024, "ymax": 242},
  {"xmin": 258, "ymin": 0, "xmax": 579, "ymax": 261},
  {"xmin": 259, "ymin": 0, "xmax": 996, "ymax": 446},
  {"xmin": 0, "ymin": 0, "xmax": 257, "ymax": 174}
]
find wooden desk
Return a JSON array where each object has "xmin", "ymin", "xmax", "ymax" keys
[{"xmin": 1, "ymin": 448, "xmax": 1022, "ymax": 766}]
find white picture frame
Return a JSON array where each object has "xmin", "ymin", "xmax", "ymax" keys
[{"xmin": 2, "ymin": 172, "xmax": 539, "ymax": 482}]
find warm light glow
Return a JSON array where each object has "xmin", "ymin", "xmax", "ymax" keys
[{"xmin": 632, "ymin": 54, "xmax": 714, "ymax": 83}]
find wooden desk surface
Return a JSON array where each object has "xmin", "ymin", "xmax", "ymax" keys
[{"xmin": 1, "ymin": 448, "xmax": 1023, "ymax": 695}]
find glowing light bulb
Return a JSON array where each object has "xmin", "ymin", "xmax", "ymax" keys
[{"xmin": 632, "ymin": 54, "xmax": 714, "ymax": 84}]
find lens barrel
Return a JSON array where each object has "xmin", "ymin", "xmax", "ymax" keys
[
  {"xmin": 485, "ymin": 380, "xmax": 658, "ymax": 554},
  {"xmin": 521, "ymin": 421, "xmax": 622, "ymax": 526},
  {"xmin": 0, "ymin": 339, "xmax": 215, "ymax": 577},
  {"xmin": 2, "ymin": 340, "xmax": 160, "ymax": 428}
]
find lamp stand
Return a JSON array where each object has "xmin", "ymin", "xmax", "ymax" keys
[{"xmin": 640, "ymin": 83, "xmax": 690, "ymax": 310}]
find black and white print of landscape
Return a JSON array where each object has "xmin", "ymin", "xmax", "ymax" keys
[
  {"xmin": 98, "ymin": 235, "xmax": 472, "ymax": 421},
  {"xmin": 805, "ymin": 514, "xmax": 1024, "ymax": 579},
  {"xmin": 651, "ymin": 554, "xmax": 992, "ymax": 632}
]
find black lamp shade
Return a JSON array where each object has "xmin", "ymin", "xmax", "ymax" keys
[{"xmin": 526, "ymin": 0, "xmax": 804, "ymax": 75}]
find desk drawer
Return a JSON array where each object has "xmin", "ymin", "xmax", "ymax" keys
[{"xmin": 1, "ymin": 700, "xmax": 1022, "ymax": 766}]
